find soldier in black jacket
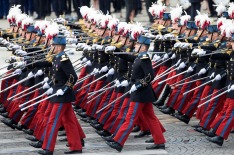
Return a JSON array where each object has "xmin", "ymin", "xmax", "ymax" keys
[
  {"xmin": 105, "ymin": 34, "xmax": 166, "ymax": 152},
  {"xmin": 37, "ymin": 35, "xmax": 84, "ymax": 155}
]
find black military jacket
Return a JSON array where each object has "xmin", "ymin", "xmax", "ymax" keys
[{"xmin": 118, "ymin": 52, "xmax": 156, "ymax": 103}]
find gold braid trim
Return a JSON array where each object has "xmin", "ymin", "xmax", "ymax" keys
[
  {"xmin": 139, "ymin": 73, "xmax": 152, "ymax": 87},
  {"xmin": 66, "ymin": 74, "xmax": 75, "ymax": 88}
]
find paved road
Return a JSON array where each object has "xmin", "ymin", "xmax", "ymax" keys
[{"xmin": 0, "ymin": 3, "xmax": 232, "ymax": 155}]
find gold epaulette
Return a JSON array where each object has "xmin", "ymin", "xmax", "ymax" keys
[
  {"xmin": 114, "ymin": 42, "xmax": 123, "ymax": 49},
  {"xmin": 140, "ymin": 54, "xmax": 150, "ymax": 60},
  {"xmin": 61, "ymin": 54, "xmax": 69, "ymax": 62}
]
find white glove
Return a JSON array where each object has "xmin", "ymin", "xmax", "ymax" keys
[
  {"xmin": 27, "ymin": 72, "xmax": 34, "ymax": 77},
  {"xmin": 35, "ymin": 70, "xmax": 43, "ymax": 77},
  {"xmin": 86, "ymin": 60, "xmax": 92, "ymax": 66},
  {"xmin": 12, "ymin": 44, "xmax": 21, "ymax": 50},
  {"xmin": 100, "ymin": 66, "xmax": 108, "ymax": 73},
  {"xmin": 163, "ymin": 53, "xmax": 169, "ymax": 60},
  {"xmin": 197, "ymin": 49, "xmax": 206, "ymax": 56},
  {"xmin": 43, "ymin": 77, "xmax": 49, "ymax": 83},
  {"xmin": 18, "ymin": 50, "xmax": 27, "ymax": 56},
  {"xmin": 13, "ymin": 61, "xmax": 26, "ymax": 68},
  {"xmin": 82, "ymin": 57, "xmax": 88, "ymax": 63},
  {"xmin": 228, "ymin": 84, "xmax": 234, "ymax": 92},
  {"xmin": 96, "ymin": 45, "xmax": 104, "ymax": 50},
  {"xmin": 83, "ymin": 45, "xmax": 91, "ymax": 51},
  {"xmin": 152, "ymin": 55, "xmax": 161, "ymax": 62},
  {"xmin": 187, "ymin": 66, "xmax": 194, "ymax": 73},
  {"xmin": 115, "ymin": 80, "xmax": 121, "ymax": 87},
  {"xmin": 46, "ymin": 88, "xmax": 53, "ymax": 95},
  {"xmin": 107, "ymin": 68, "xmax": 115, "ymax": 75},
  {"xmin": 171, "ymin": 53, "xmax": 176, "ymax": 59},
  {"xmin": 213, "ymin": 74, "xmax": 221, "ymax": 81},
  {"xmin": 43, "ymin": 82, "xmax": 50, "ymax": 89},
  {"xmin": 130, "ymin": 84, "xmax": 137, "ymax": 94},
  {"xmin": 92, "ymin": 44, "xmax": 98, "ymax": 50},
  {"xmin": 179, "ymin": 62, "xmax": 186, "ymax": 69},
  {"xmin": 175, "ymin": 59, "xmax": 181, "ymax": 66},
  {"xmin": 121, "ymin": 80, "xmax": 129, "ymax": 87},
  {"xmin": 13, "ymin": 69, "xmax": 22, "ymax": 75},
  {"xmin": 56, "ymin": 89, "xmax": 65, "ymax": 96},
  {"xmin": 105, "ymin": 46, "xmax": 116, "ymax": 53},
  {"xmin": 10, "ymin": 56, "xmax": 17, "ymax": 60},
  {"xmin": 210, "ymin": 72, "xmax": 215, "ymax": 79},
  {"xmin": 198, "ymin": 68, "xmax": 207, "ymax": 76}
]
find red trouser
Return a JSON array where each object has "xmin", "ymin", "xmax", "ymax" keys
[
  {"xmin": 20, "ymin": 89, "xmax": 40, "ymax": 128},
  {"xmin": 166, "ymin": 68, "xmax": 177, "ymax": 85},
  {"xmin": 0, "ymin": 71, "xmax": 15, "ymax": 105},
  {"xmin": 74, "ymin": 75, "xmax": 93, "ymax": 107},
  {"xmin": 199, "ymin": 89, "xmax": 226, "ymax": 130},
  {"xmin": 9, "ymin": 86, "xmax": 34, "ymax": 123},
  {"xmin": 79, "ymin": 76, "xmax": 97, "ymax": 110},
  {"xmin": 196, "ymin": 85, "xmax": 212, "ymax": 120},
  {"xmin": 182, "ymin": 80, "xmax": 204, "ymax": 118},
  {"xmin": 73, "ymin": 67, "xmax": 87, "ymax": 93},
  {"xmin": 4, "ymin": 79, "xmax": 18, "ymax": 108},
  {"xmin": 173, "ymin": 78, "xmax": 196, "ymax": 112},
  {"xmin": 98, "ymin": 91, "xmax": 118, "ymax": 125},
  {"xmin": 152, "ymin": 66, "xmax": 168, "ymax": 97},
  {"xmin": 110, "ymin": 97, "xmax": 130, "ymax": 135},
  {"xmin": 166, "ymin": 75, "xmax": 184, "ymax": 107},
  {"xmin": 102, "ymin": 92, "xmax": 124, "ymax": 131},
  {"xmin": 30, "ymin": 94, "xmax": 48, "ymax": 131},
  {"xmin": 216, "ymin": 98, "xmax": 234, "ymax": 139},
  {"xmin": 42, "ymin": 103, "xmax": 82, "ymax": 151},
  {"xmin": 95, "ymin": 84, "xmax": 114, "ymax": 119},
  {"xmin": 113, "ymin": 102, "xmax": 166, "ymax": 146},
  {"xmin": 36, "ymin": 102, "xmax": 53, "ymax": 141},
  {"xmin": 86, "ymin": 80, "xmax": 106, "ymax": 117}
]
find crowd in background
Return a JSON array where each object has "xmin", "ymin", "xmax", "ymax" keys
[{"xmin": 1, "ymin": 0, "xmax": 234, "ymax": 24}]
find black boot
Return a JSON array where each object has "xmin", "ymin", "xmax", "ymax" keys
[
  {"xmin": 145, "ymin": 138, "xmax": 154, "ymax": 143},
  {"xmin": 1, "ymin": 118, "xmax": 16, "ymax": 129},
  {"xmin": 26, "ymin": 135, "xmax": 38, "ymax": 142},
  {"xmin": 29, "ymin": 141, "xmax": 43, "ymax": 148},
  {"xmin": 0, "ymin": 112, "xmax": 8, "ymax": 118},
  {"xmin": 105, "ymin": 141, "xmax": 123, "ymax": 152},
  {"xmin": 22, "ymin": 129, "xmax": 34, "ymax": 135},
  {"xmin": 0, "ymin": 107, "xmax": 6, "ymax": 113},
  {"xmin": 158, "ymin": 105, "xmax": 168, "ymax": 110},
  {"xmin": 134, "ymin": 130, "xmax": 151, "ymax": 138},
  {"xmin": 90, "ymin": 123, "xmax": 103, "ymax": 130},
  {"xmin": 78, "ymin": 112, "xmax": 87, "ymax": 118},
  {"xmin": 59, "ymin": 137, "xmax": 67, "ymax": 142},
  {"xmin": 80, "ymin": 116, "xmax": 91, "ymax": 123},
  {"xmin": 13, "ymin": 124, "xmax": 26, "ymax": 131},
  {"xmin": 38, "ymin": 149, "xmax": 53, "ymax": 155},
  {"xmin": 81, "ymin": 139, "xmax": 85, "ymax": 147},
  {"xmin": 64, "ymin": 150, "xmax": 82, "ymax": 154},
  {"xmin": 206, "ymin": 136, "xmax": 224, "ymax": 146},
  {"xmin": 194, "ymin": 126, "xmax": 205, "ymax": 133},
  {"xmin": 102, "ymin": 135, "xmax": 114, "ymax": 142},
  {"xmin": 153, "ymin": 84, "xmax": 171, "ymax": 107},
  {"xmin": 146, "ymin": 143, "xmax": 165, "ymax": 150},
  {"xmin": 96, "ymin": 130, "xmax": 111, "ymax": 137},
  {"xmin": 58, "ymin": 131, "xmax": 66, "ymax": 136},
  {"xmin": 90, "ymin": 119, "xmax": 98, "ymax": 125},
  {"xmin": 160, "ymin": 107, "xmax": 175, "ymax": 115},
  {"xmin": 177, "ymin": 115, "xmax": 190, "ymax": 124},
  {"xmin": 203, "ymin": 129, "xmax": 216, "ymax": 137},
  {"xmin": 132, "ymin": 126, "xmax": 140, "ymax": 132}
]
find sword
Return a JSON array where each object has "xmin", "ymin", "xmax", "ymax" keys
[
  {"xmin": 96, "ymin": 91, "xmax": 130, "ymax": 114},
  {"xmin": 201, "ymin": 86, "xmax": 228, "ymax": 101},
  {"xmin": 19, "ymin": 92, "xmax": 47, "ymax": 108},
  {"xmin": 175, "ymin": 76, "xmax": 209, "ymax": 87}
]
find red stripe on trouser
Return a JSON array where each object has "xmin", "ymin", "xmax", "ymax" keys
[
  {"xmin": 94, "ymin": 84, "xmax": 113, "ymax": 118},
  {"xmin": 196, "ymin": 85, "xmax": 212, "ymax": 120},
  {"xmin": 4, "ymin": 79, "xmax": 18, "ymax": 108},
  {"xmin": 172, "ymin": 78, "xmax": 196, "ymax": 112},
  {"xmin": 0, "ymin": 71, "xmax": 14, "ymax": 104},
  {"xmin": 102, "ymin": 92, "xmax": 124, "ymax": 130},
  {"xmin": 109, "ymin": 97, "xmax": 130, "ymax": 134},
  {"xmin": 79, "ymin": 76, "xmax": 97, "ymax": 110},
  {"xmin": 182, "ymin": 80, "xmax": 203, "ymax": 117},
  {"xmin": 42, "ymin": 103, "xmax": 82, "ymax": 151},
  {"xmin": 216, "ymin": 98, "xmax": 234, "ymax": 139},
  {"xmin": 36, "ymin": 102, "xmax": 53, "ymax": 141},
  {"xmin": 152, "ymin": 66, "xmax": 168, "ymax": 98},
  {"xmin": 113, "ymin": 102, "xmax": 166, "ymax": 146},
  {"xmin": 199, "ymin": 89, "xmax": 226, "ymax": 130},
  {"xmin": 98, "ymin": 91, "xmax": 118, "ymax": 124},
  {"xmin": 20, "ymin": 89, "xmax": 40, "ymax": 128},
  {"xmin": 166, "ymin": 75, "xmax": 185, "ymax": 107},
  {"xmin": 85, "ymin": 80, "xmax": 106, "ymax": 117},
  {"xmin": 74, "ymin": 75, "xmax": 93, "ymax": 107}
]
